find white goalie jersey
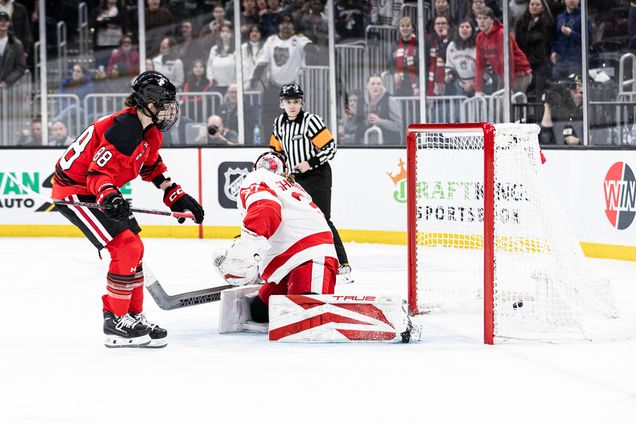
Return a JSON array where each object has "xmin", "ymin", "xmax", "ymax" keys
[{"xmin": 237, "ymin": 168, "xmax": 337, "ymax": 284}]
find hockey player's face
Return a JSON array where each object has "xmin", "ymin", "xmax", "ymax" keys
[{"xmin": 281, "ymin": 98, "xmax": 301, "ymax": 117}]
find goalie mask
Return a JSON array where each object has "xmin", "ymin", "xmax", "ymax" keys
[
  {"xmin": 130, "ymin": 71, "xmax": 180, "ymax": 132},
  {"xmin": 253, "ymin": 151, "xmax": 288, "ymax": 175}
]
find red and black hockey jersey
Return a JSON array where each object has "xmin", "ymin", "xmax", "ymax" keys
[{"xmin": 52, "ymin": 107, "xmax": 168, "ymax": 199}]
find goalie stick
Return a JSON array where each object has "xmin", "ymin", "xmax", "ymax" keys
[
  {"xmin": 143, "ymin": 265, "xmax": 234, "ymax": 310},
  {"xmin": 5, "ymin": 172, "xmax": 195, "ymax": 220}
]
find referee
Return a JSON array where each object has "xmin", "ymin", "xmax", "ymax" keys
[{"xmin": 268, "ymin": 83, "xmax": 353, "ymax": 283}]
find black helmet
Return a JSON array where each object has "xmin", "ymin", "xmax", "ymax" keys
[
  {"xmin": 130, "ymin": 71, "xmax": 179, "ymax": 132},
  {"xmin": 279, "ymin": 83, "xmax": 303, "ymax": 100}
]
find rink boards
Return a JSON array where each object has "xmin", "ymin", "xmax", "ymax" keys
[{"xmin": 0, "ymin": 147, "xmax": 634, "ymax": 261}]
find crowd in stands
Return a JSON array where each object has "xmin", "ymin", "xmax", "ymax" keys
[{"xmin": 0, "ymin": 0, "xmax": 634, "ymax": 146}]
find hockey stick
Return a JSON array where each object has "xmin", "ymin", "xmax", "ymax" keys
[
  {"xmin": 5, "ymin": 172, "xmax": 194, "ymax": 220},
  {"xmin": 143, "ymin": 264, "xmax": 234, "ymax": 310},
  {"xmin": 53, "ymin": 199, "xmax": 194, "ymax": 220}
]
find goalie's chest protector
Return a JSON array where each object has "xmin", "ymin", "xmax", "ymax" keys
[{"xmin": 239, "ymin": 169, "xmax": 336, "ymax": 283}]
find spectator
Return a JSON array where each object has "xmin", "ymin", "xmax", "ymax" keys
[
  {"xmin": 49, "ymin": 120, "xmax": 74, "ymax": 146},
  {"xmin": 241, "ymin": 24, "xmax": 266, "ymax": 89},
  {"xmin": 56, "ymin": 64, "xmax": 94, "ymax": 132},
  {"xmin": 92, "ymin": 0, "xmax": 125, "ymax": 68},
  {"xmin": 153, "ymin": 36, "xmax": 184, "ymax": 89},
  {"xmin": 18, "ymin": 116, "xmax": 42, "ymax": 146},
  {"xmin": 338, "ymin": 89, "xmax": 364, "ymax": 144},
  {"xmin": 369, "ymin": 0, "xmax": 402, "ymax": 27},
  {"xmin": 539, "ymin": 73, "xmax": 583, "ymax": 145},
  {"xmin": 196, "ymin": 114, "xmax": 238, "ymax": 144},
  {"xmin": 0, "ymin": 0, "xmax": 32, "ymax": 63},
  {"xmin": 206, "ymin": 23, "xmax": 236, "ymax": 96},
  {"xmin": 334, "ymin": 0, "xmax": 365, "ymax": 43},
  {"xmin": 550, "ymin": 0, "xmax": 592, "ymax": 79},
  {"xmin": 389, "ymin": 16, "xmax": 419, "ymax": 96},
  {"xmin": 240, "ymin": 0, "xmax": 260, "ymax": 41},
  {"xmin": 145, "ymin": 0, "xmax": 175, "ymax": 58},
  {"xmin": 261, "ymin": 0, "xmax": 286, "ymax": 37},
  {"xmin": 176, "ymin": 19, "xmax": 206, "ymax": 72},
  {"xmin": 144, "ymin": 58, "xmax": 154, "ymax": 71},
  {"xmin": 299, "ymin": 0, "xmax": 329, "ymax": 64},
  {"xmin": 426, "ymin": 0, "xmax": 456, "ymax": 32},
  {"xmin": 219, "ymin": 82, "xmax": 259, "ymax": 143},
  {"xmin": 199, "ymin": 2, "xmax": 231, "ymax": 52},
  {"xmin": 515, "ymin": 0, "xmax": 553, "ymax": 101},
  {"xmin": 474, "ymin": 7, "xmax": 532, "ymax": 96},
  {"xmin": 0, "ymin": 11, "xmax": 26, "ymax": 88},
  {"xmin": 426, "ymin": 15, "xmax": 451, "ymax": 96},
  {"xmin": 256, "ymin": 0, "xmax": 269, "ymax": 18},
  {"xmin": 361, "ymin": 74, "xmax": 402, "ymax": 145},
  {"xmin": 181, "ymin": 59, "xmax": 212, "ymax": 122},
  {"xmin": 445, "ymin": 18, "xmax": 477, "ymax": 96},
  {"xmin": 289, "ymin": 0, "xmax": 311, "ymax": 22},
  {"xmin": 106, "ymin": 33, "xmax": 140, "ymax": 78},
  {"xmin": 250, "ymin": 14, "xmax": 313, "ymax": 128},
  {"xmin": 509, "ymin": 0, "xmax": 529, "ymax": 29}
]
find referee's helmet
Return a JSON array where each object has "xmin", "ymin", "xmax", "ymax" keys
[
  {"xmin": 254, "ymin": 151, "xmax": 289, "ymax": 175},
  {"xmin": 279, "ymin": 83, "xmax": 304, "ymax": 100}
]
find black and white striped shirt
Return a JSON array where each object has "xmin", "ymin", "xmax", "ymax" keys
[{"xmin": 269, "ymin": 110, "xmax": 336, "ymax": 171}]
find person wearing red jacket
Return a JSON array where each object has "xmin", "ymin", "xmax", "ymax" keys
[
  {"xmin": 52, "ymin": 71, "xmax": 204, "ymax": 349},
  {"xmin": 474, "ymin": 7, "xmax": 532, "ymax": 96}
]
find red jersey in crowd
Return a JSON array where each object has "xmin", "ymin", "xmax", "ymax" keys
[{"xmin": 474, "ymin": 20, "xmax": 531, "ymax": 93}]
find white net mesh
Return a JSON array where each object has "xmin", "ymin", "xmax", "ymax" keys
[{"xmin": 412, "ymin": 123, "xmax": 626, "ymax": 341}]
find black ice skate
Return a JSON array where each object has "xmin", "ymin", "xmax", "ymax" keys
[
  {"xmin": 103, "ymin": 311, "xmax": 151, "ymax": 348},
  {"xmin": 129, "ymin": 312, "xmax": 168, "ymax": 348}
]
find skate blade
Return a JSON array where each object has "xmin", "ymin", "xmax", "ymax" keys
[
  {"xmin": 104, "ymin": 334, "xmax": 152, "ymax": 348},
  {"xmin": 337, "ymin": 274, "xmax": 355, "ymax": 284},
  {"xmin": 140, "ymin": 337, "xmax": 168, "ymax": 349}
]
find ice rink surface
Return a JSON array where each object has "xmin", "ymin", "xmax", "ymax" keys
[{"xmin": 1, "ymin": 237, "xmax": 636, "ymax": 425}]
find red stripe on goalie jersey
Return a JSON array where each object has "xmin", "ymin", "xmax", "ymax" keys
[
  {"xmin": 260, "ymin": 231, "xmax": 334, "ymax": 282},
  {"xmin": 239, "ymin": 182, "xmax": 282, "ymax": 238},
  {"xmin": 52, "ymin": 107, "xmax": 168, "ymax": 199}
]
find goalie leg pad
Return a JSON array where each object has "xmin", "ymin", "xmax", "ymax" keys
[
  {"xmin": 218, "ymin": 285, "xmax": 265, "ymax": 333},
  {"xmin": 268, "ymin": 294, "xmax": 419, "ymax": 343}
]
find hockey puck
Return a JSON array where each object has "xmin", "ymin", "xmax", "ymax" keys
[{"xmin": 512, "ymin": 301, "xmax": 524, "ymax": 309}]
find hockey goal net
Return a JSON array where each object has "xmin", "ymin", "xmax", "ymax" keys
[{"xmin": 407, "ymin": 123, "xmax": 623, "ymax": 344}]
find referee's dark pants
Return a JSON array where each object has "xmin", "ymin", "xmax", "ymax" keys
[{"xmin": 294, "ymin": 162, "xmax": 349, "ymax": 266}]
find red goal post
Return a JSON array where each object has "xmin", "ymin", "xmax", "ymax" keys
[
  {"xmin": 407, "ymin": 123, "xmax": 496, "ymax": 344},
  {"xmin": 406, "ymin": 123, "xmax": 624, "ymax": 344}
]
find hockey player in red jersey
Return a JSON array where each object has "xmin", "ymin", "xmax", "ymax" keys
[
  {"xmin": 52, "ymin": 71, "xmax": 204, "ymax": 348},
  {"xmin": 215, "ymin": 151, "xmax": 338, "ymax": 323}
]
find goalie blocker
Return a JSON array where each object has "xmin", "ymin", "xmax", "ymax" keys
[{"xmin": 219, "ymin": 287, "xmax": 417, "ymax": 343}]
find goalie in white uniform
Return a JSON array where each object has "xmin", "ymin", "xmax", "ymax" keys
[{"xmin": 215, "ymin": 151, "xmax": 339, "ymax": 323}]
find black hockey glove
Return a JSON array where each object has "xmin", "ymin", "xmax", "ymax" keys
[
  {"xmin": 97, "ymin": 186, "xmax": 131, "ymax": 221},
  {"xmin": 163, "ymin": 183, "xmax": 205, "ymax": 224}
]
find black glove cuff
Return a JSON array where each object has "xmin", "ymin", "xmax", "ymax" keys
[{"xmin": 152, "ymin": 174, "xmax": 168, "ymax": 189}]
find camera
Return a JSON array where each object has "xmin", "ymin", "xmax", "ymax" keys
[{"xmin": 207, "ymin": 124, "xmax": 218, "ymax": 136}]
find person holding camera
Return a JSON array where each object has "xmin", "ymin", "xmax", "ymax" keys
[
  {"xmin": 196, "ymin": 114, "xmax": 239, "ymax": 145},
  {"xmin": 539, "ymin": 73, "xmax": 583, "ymax": 145}
]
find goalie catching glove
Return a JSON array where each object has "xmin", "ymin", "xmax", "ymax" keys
[
  {"xmin": 163, "ymin": 182, "xmax": 205, "ymax": 224},
  {"xmin": 213, "ymin": 232, "xmax": 270, "ymax": 286}
]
